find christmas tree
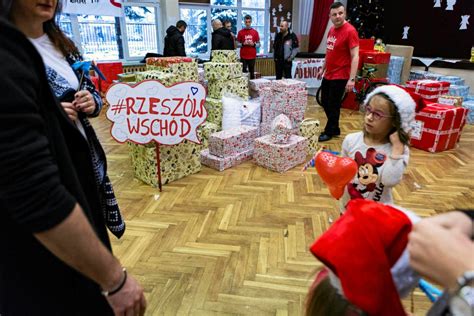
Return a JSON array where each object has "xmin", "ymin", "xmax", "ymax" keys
[{"xmin": 347, "ymin": 0, "xmax": 385, "ymax": 40}]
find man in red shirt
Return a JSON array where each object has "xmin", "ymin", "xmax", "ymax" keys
[
  {"xmin": 318, "ymin": 2, "xmax": 359, "ymax": 142},
  {"xmin": 237, "ymin": 15, "xmax": 260, "ymax": 79}
]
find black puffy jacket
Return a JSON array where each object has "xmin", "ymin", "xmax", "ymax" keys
[
  {"xmin": 211, "ymin": 27, "xmax": 235, "ymax": 51},
  {"xmin": 163, "ymin": 25, "xmax": 186, "ymax": 57}
]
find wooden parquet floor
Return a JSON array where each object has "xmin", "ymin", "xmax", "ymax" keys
[{"xmin": 92, "ymin": 96, "xmax": 474, "ymax": 315}]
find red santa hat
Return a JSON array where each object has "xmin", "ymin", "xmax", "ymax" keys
[{"xmin": 310, "ymin": 199, "xmax": 417, "ymax": 316}]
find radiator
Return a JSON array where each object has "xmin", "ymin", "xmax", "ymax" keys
[
  {"xmin": 123, "ymin": 65, "xmax": 146, "ymax": 73},
  {"xmin": 255, "ymin": 58, "xmax": 275, "ymax": 77}
]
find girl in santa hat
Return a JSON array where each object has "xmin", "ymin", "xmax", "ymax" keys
[{"xmin": 341, "ymin": 85, "xmax": 416, "ymax": 208}]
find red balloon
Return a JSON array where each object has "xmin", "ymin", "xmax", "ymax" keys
[{"xmin": 315, "ymin": 152, "xmax": 358, "ymax": 200}]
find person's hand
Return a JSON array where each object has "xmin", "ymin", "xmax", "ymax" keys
[
  {"xmin": 389, "ymin": 130, "xmax": 404, "ymax": 156},
  {"xmin": 420, "ymin": 211, "xmax": 472, "ymax": 237},
  {"xmin": 61, "ymin": 102, "xmax": 78, "ymax": 121},
  {"xmin": 408, "ymin": 218, "xmax": 474, "ymax": 290},
  {"xmin": 74, "ymin": 90, "xmax": 96, "ymax": 115},
  {"xmin": 106, "ymin": 275, "xmax": 147, "ymax": 316},
  {"xmin": 317, "ymin": 67, "xmax": 324, "ymax": 79},
  {"xmin": 345, "ymin": 79, "xmax": 355, "ymax": 93}
]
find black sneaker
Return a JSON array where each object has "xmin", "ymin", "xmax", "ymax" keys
[{"xmin": 318, "ymin": 133, "xmax": 332, "ymax": 142}]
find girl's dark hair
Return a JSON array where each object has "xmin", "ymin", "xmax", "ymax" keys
[
  {"xmin": 365, "ymin": 93, "xmax": 411, "ymax": 146},
  {"xmin": 305, "ymin": 273, "xmax": 366, "ymax": 316},
  {"xmin": 44, "ymin": 1, "xmax": 79, "ymax": 56},
  {"xmin": 0, "ymin": 0, "xmax": 12, "ymax": 18}
]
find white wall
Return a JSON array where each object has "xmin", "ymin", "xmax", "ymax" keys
[{"xmin": 161, "ymin": 0, "xmax": 180, "ymax": 32}]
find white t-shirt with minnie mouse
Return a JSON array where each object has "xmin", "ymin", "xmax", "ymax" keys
[{"xmin": 340, "ymin": 131, "xmax": 409, "ymax": 210}]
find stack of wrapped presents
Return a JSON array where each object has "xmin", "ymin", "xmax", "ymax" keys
[
  {"xmin": 260, "ymin": 79, "xmax": 307, "ymax": 135},
  {"xmin": 405, "ymin": 80, "xmax": 451, "ymax": 101},
  {"xmin": 410, "ymin": 103, "xmax": 468, "ymax": 153},
  {"xmin": 403, "ymin": 77, "xmax": 470, "ymax": 152},
  {"xmin": 202, "ymin": 50, "xmax": 248, "ymax": 129},
  {"xmin": 205, "ymin": 50, "xmax": 248, "ymax": 100},
  {"xmin": 254, "ymin": 114, "xmax": 308, "ymax": 173},
  {"xmin": 201, "ymin": 125, "xmax": 258, "ymax": 171},
  {"xmin": 406, "ymin": 73, "xmax": 470, "ymax": 100},
  {"xmin": 127, "ymin": 57, "xmax": 217, "ymax": 187}
]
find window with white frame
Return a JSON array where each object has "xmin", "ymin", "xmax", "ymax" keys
[
  {"xmin": 57, "ymin": 2, "xmax": 161, "ymax": 61},
  {"xmin": 179, "ymin": 0, "xmax": 269, "ymax": 58}
]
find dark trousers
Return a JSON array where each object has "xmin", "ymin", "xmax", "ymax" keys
[
  {"xmin": 320, "ymin": 78, "xmax": 347, "ymax": 136},
  {"xmin": 275, "ymin": 59, "xmax": 293, "ymax": 79},
  {"xmin": 241, "ymin": 58, "xmax": 256, "ymax": 79}
]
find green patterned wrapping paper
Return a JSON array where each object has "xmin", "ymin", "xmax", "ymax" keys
[
  {"xmin": 208, "ymin": 76, "xmax": 249, "ymax": 100},
  {"xmin": 118, "ymin": 73, "xmax": 137, "ymax": 82},
  {"xmin": 127, "ymin": 123, "xmax": 217, "ymax": 187},
  {"xmin": 298, "ymin": 119, "xmax": 321, "ymax": 155},
  {"xmin": 146, "ymin": 61, "xmax": 199, "ymax": 82},
  {"xmin": 211, "ymin": 50, "xmax": 239, "ymax": 63},
  {"xmin": 135, "ymin": 71, "xmax": 179, "ymax": 86},
  {"xmin": 204, "ymin": 97, "xmax": 223, "ymax": 129},
  {"xmin": 204, "ymin": 62, "xmax": 242, "ymax": 81}
]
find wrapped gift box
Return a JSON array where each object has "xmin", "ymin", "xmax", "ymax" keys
[
  {"xmin": 253, "ymin": 135, "xmax": 308, "ymax": 173},
  {"xmin": 358, "ymin": 50, "xmax": 390, "ymax": 69},
  {"xmin": 241, "ymin": 99, "xmax": 261, "ymax": 128},
  {"xmin": 409, "ymin": 70, "xmax": 427, "ymax": 81},
  {"xmin": 146, "ymin": 57, "xmax": 194, "ymax": 68},
  {"xmin": 299, "ymin": 118, "xmax": 321, "ymax": 155},
  {"xmin": 135, "ymin": 71, "xmax": 179, "ymax": 86},
  {"xmin": 198, "ymin": 68, "xmax": 205, "ymax": 82},
  {"xmin": 260, "ymin": 122, "xmax": 299, "ymax": 136},
  {"xmin": 118, "ymin": 73, "xmax": 137, "ymax": 83},
  {"xmin": 272, "ymin": 79, "xmax": 306, "ymax": 92},
  {"xmin": 362, "ymin": 51, "xmax": 391, "ymax": 64},
  {"xmin": 209, "ymin": 125, "xmax": 258, "ymax": 157},
  {"xmin": 146, "ymin": 59, "xmax": 198, "ymax": 82},
  {"xmin": 405, "ymin": 80, "xmax": 450, "ymax": 100},
  {"xmin": 249, "ymin": 78, "xmax": 272, "ymax": 91},
  {"xmin": 410, "ymin": 104, "xmax": 468, "ymax": 153},
  {"xmin": 437, "ymin": 95, "xmax": 464, "ymax": 107},
  {"xmin": 262, "ymin": 108, "xmax": 305, "ymax": 126},
  {"xmin": 273, "ymin": 90, "xmax": 308, "ymax": 112},
  {"xmin": 423, "ymin": 72, "xmax": 444, "ymax": 81},
  {"xmin": 128, "ymin": 141, "xmax": 201, "ymax": 187},
  {"xmin": 204, "ymin": 62, "xmax": 242, "ymax": 81},
  {"xmin": 201, "ymin": 148, "xmax": 253, "ymax": 171},
  {"xmin": 387, "ymin": 56, "xmax": 404, "ymax": 84},
  {"xmin": 204, "ymin": 97, "xmax": 223, "ymax": 129},
  {"xmin": 448, "ymin": 85, "xmax": 470, "ymax": 99},
  {"xmin": 439, "ymin": 76, "xmax": 465, "ymax": 86},
  {"xmin": 127, "ymin": 123, "xmax": 217, "ymax": 187},
  {"xmin": 462, "ymin": 100, "xmax": 474, "ymax": 124},
  {"xmin": 208, "ymin": 76, "xmax": 249, "ymax": 100},
  {"xmin": 199, "ymin": 122, "xmax": 220, "ymax": 148},
  {"xmin": 211, "ymin": 50, "xmax": 239, "ymax": 63}
]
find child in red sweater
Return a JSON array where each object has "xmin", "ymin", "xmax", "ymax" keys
[{"xmin": 237, "ymin": 14, "xmax": 260, "ymax": 79}]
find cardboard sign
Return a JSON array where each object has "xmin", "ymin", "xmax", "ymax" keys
[
  {"xmin": 106, "ymin": 81, "xmax": 207, "ymax": 145},
  {"xmin": 291, "ymin": 58, "xmax": 324, "ymax": 89},
  {"xmin": 63, "ymin": 0, "xmax": 122, "ymax": 17}
]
